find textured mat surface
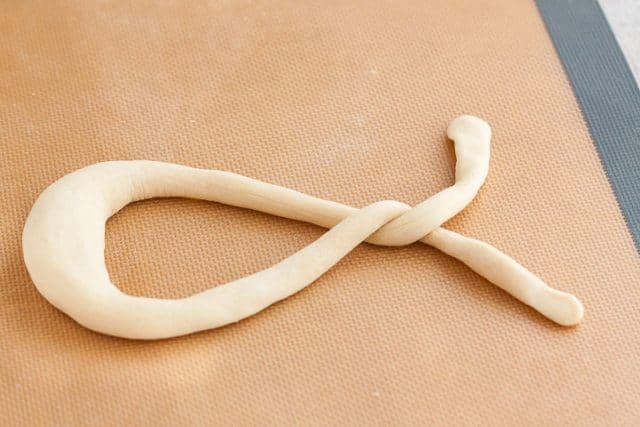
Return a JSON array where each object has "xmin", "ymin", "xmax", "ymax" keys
[{"xmin": 1, "ymin": 0, "xmax": 639, "ymax": 425}]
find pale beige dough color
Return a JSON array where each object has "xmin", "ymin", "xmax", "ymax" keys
[{"xmin": 22, "ymin": 115, "xmax": 584, "ymax": 340}]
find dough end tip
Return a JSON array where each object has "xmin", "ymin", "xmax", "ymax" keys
[
  {"xmin": 536, "ymin": 289, "xmax": 584, "ymax": 327},
  {"xmin": 447, "ymin": 115, "xmax": 492, "ymax": 143}
]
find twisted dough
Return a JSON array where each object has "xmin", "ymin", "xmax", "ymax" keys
[{"xmin": 22, "ymin": 116, "xmax": 583, "ymax": 339}]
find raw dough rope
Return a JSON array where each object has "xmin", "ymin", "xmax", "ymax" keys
[{"xmin": 22, "ymin": 115, "xmax": 584, "ymax": 340}]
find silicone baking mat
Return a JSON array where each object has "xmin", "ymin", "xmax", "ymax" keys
[{"xmin": 2, "ymin": 0, "xmax": 639, "ymax": 425}]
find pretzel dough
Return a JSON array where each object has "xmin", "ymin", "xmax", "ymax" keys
[{"xmin": 22, "ymin": 115, "xmax": 584, "ymax": 339}]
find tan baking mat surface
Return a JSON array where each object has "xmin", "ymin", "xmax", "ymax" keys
[{"xmin": 2, "ymin": 0, "xmax": 639, "ymax": 425}]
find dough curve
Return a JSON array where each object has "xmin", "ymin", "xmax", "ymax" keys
[{"xmin": 22, "ymin": 115, "xmax": 584, "ymax": 339}]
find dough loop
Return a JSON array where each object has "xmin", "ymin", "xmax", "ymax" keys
[{"xmin": 22, "ymin": 115, "xmax": 584, "ymax": 339}]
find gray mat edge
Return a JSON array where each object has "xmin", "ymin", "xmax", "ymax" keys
[{"xmin": 536, "ymin": 0, "xmax": 640, "ymax": 251}]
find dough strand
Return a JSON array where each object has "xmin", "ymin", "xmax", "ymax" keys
[{"xmin": 22, "ymin": 115, "xmax": 584, "ymax": 339}]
